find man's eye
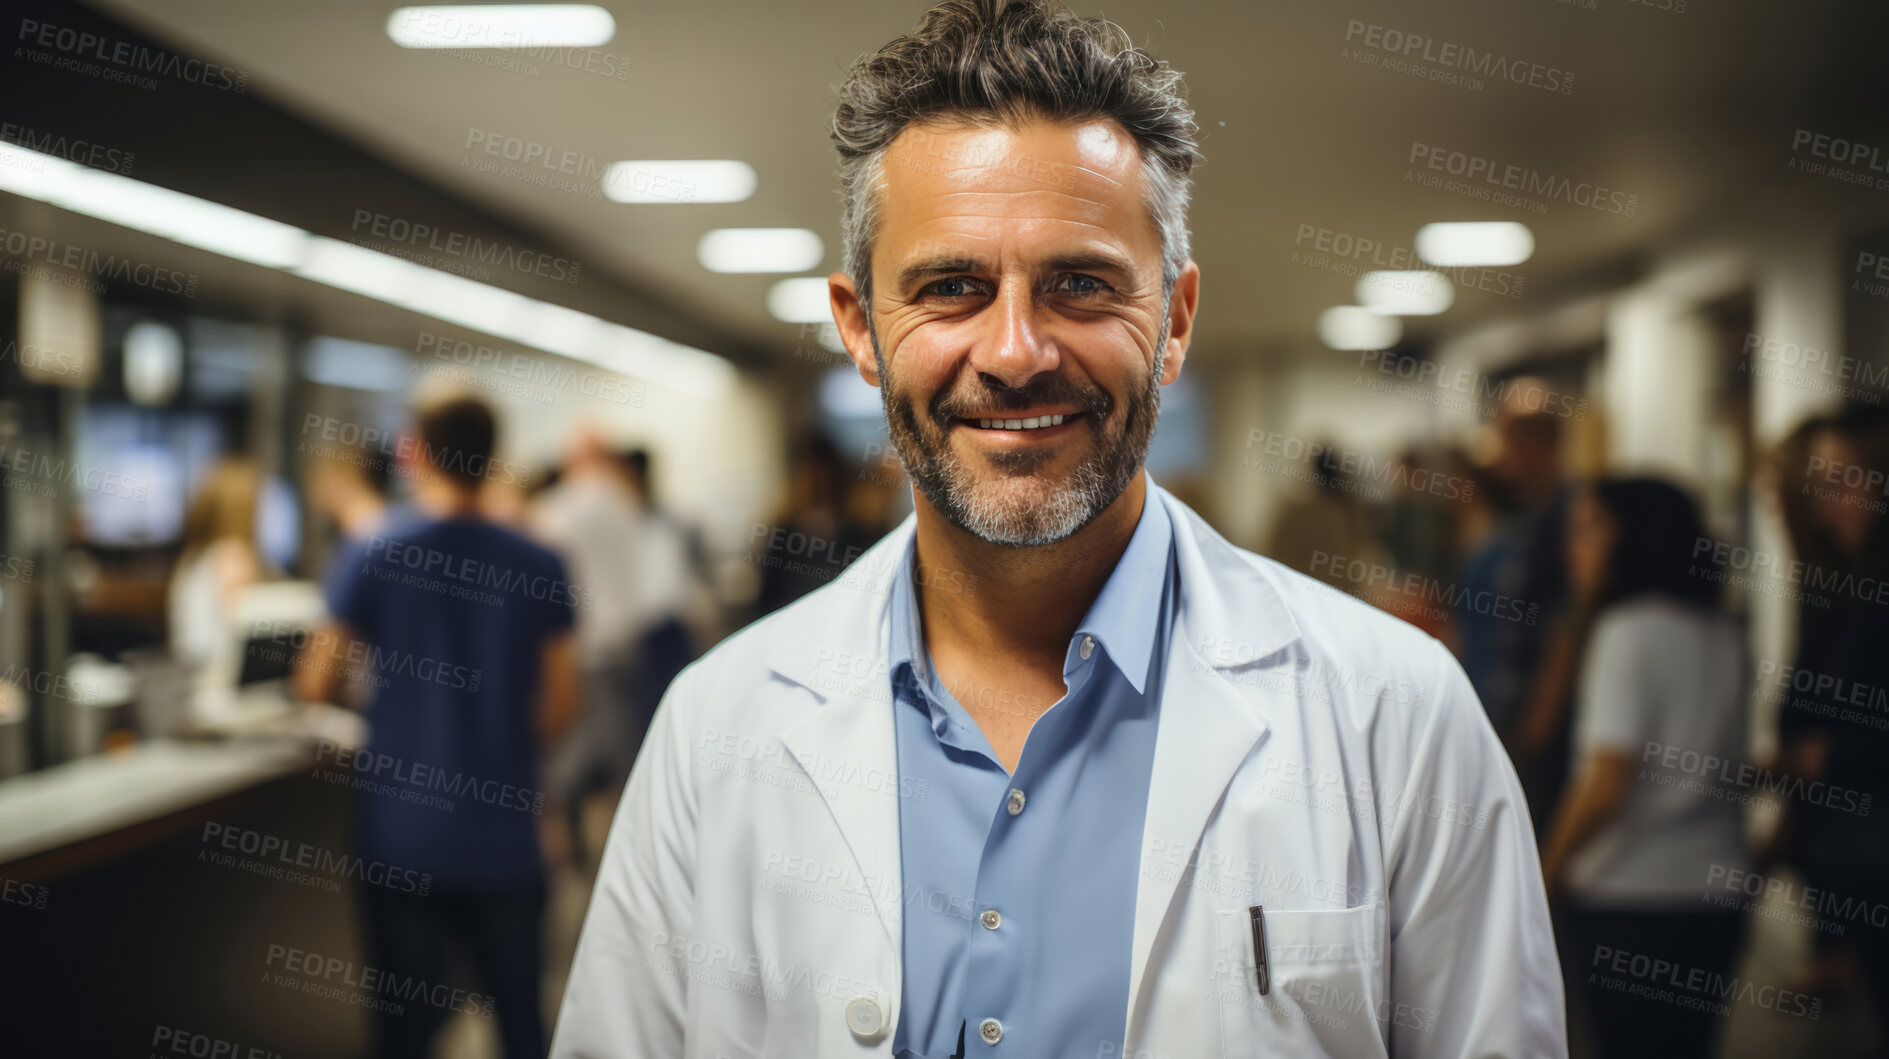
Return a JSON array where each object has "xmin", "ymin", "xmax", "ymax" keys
[
  {"xmin": 1055, "ymin": 274, "xmax": 1105, "ymax": 296},
  {"xmin": 926, "ymin": 277, "xmax": 976, "ymax": 298}
]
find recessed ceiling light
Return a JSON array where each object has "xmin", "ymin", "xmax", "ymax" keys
[
  {"xmin": 603, "ymin": 161, "xmax": 755, "ymax": 204},
  {"xmin": 767, "ymin": 277, "xmax": 835, "ymax": 324},
  {"xmin": 1355, "ymin": 271, "xmax": 1455, "ymax": 316},
  {"xmin": 1414, "ymin": 222, "xmax": 1534, "ymax": 267},
  {"xmin": 1317, "ymin": 306, "xmax": 1402, "ymax": 351},
  {"xmin": 698, "ymin": 228, "xmax": 824, "ymax": 273},
  {"xmin": 386, "ymin": 5, "xmax": 615, "ymax": 49}
]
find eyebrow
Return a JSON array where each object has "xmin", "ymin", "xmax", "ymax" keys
[{"xmin": 891, "ymin": 249, "xmax": 1140, "ymax": 294}]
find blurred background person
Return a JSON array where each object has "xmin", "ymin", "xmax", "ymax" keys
[
  {"xmin": 168, "ymin": 457, "xmax": 266, "ymax": 674},
  {"xmin": 1769, "ymin": 407, "xmax": 1889, "ymax": 1013},
  {"xmin": 1260, "ymin": 438, "xmax": 1388, "ymax": 594},
  {"xmin": 1541, "ymin": 477, "xmax": 1749, "ymax": 1059},
  {"xmin": 1455, "ymin": 384, "xmax": 1574, "ymax": 829},
  {"xmin": 305, "ymin": 445, "xmax": 388, "ymax": 544},
  {"xmin": 753, "ymin": 431, "xmax": 879, "ymax": 615},
  {"xmin": 295, "ymin": 395, "xmax": 578, "ymax": 1059},
  {"xmin": 529, "ymin": 427, "xmax": 651, "ymax": 867},
  {"xmin": 611, "ymin": 446, "xmax": 700, "ymax": 765}
]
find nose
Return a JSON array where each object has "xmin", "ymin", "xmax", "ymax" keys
[{"xmin": 965, "ymin": 281, "xmax": 1060, "ymax": 390}]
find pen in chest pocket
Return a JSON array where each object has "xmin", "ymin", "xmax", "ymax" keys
[{"xmin": 1249, "ymin": 905, "xmax": 1269, "ymax": 996}]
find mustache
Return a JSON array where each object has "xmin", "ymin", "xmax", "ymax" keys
[{"xmin": 931, "ymin": 374, "xmax": 1114, "ymax": 423}]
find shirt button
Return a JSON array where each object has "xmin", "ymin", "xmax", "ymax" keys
[
  {"xmin": 1079, "ymin": 635, "xmax": 1095, "ymax": 660},
  {"xmin": 979, "ymin": 1017, "xmax": 1004, "ymax": 1045},
  {"xmin": 981, "ymin": 908, "xmax": 1002, "ymax": 930},
  {"xmin": 1006, "ymin": 788, "xmax": 1026, "ymax": 815},
  {"xmin": 844, "ymin": 996, "xmax": 884, "ymax": 1041}
]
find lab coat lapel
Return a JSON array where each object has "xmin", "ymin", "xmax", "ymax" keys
[
  {"xmin": 773, "ymin": 518, "xmax": 916, "ymax": 965},
  {"xmin": 1124, "ymin": 488, "xmax": 1301, "ymax": 1045}
]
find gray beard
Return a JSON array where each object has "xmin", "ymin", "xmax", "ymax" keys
[{"xmin": 872, "ymin": 321, "xmax": 1166, "ymax": 548}]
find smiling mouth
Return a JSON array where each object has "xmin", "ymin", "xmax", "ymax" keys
[{"xmin": 961, "ymin": 412, "xmax": 1083, "ymax": 431}]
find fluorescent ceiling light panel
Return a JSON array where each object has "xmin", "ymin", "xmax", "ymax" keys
[
  {"xmin": 386, "ymin": 5, "xmax": 615, "ymax": 49},
  {"xmin": 766, "ymin": 277, "xmax": 835, "ymax": 324},
  {"xmin": 698, "ymin": 228, "xmax": 824, "ymax": 273},
  {"xmin": 602, "ymin": 160, "xmax": 755, "ymax": 204},
  {"xmin": 1414, "ymin": 221, "xmax": 1534, "ymax": 267},
  {"xmin": 0, "ymin": 141, "xmax": 733, "ymax": 398},
  {"xmin": 1355, "ymin": 270, "xmax": 1455, "ymax": 316},
  {"xmin": 1317, "ymin": 306, "xmax": 1402, "ymax": 351}
]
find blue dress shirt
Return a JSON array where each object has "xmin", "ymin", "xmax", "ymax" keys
[{"xmin": 889, "ymin": 491, "xmax": 1175, "ymax": 1059}]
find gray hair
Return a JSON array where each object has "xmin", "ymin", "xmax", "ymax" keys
[{"xmin": 831, "ymin": 0, "xmax": 1200, "ymax": 309}]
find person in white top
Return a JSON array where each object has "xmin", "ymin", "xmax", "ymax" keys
[{"xmin": 1542, "ymin": 477, "xmax": 1752, "ymax": 1059}]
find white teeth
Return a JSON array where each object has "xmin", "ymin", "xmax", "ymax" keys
[{"xmin": 972, "ymin": 414, "xmax": 1070, "ymax": 430}]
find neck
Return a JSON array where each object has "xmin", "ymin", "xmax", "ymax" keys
[
  {"xmin": 913, "ymin": 471, "xmax": 1147, "ymax": 669},
  {"xmin": 413, "ymin": 476, "xmax": 482, "ymax": 520}
]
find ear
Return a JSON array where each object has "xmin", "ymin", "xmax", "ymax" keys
[
  {"xmin": 828, "ymin": 272, "xmax": 880, "ymax": 387},
  {"xmin": 1159, "ymin": 260, "xmax": 1200, "ymax": 386}
]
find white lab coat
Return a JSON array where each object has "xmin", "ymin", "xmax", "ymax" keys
[{"xmin": 551, "ymin": 485, "xmax": 1566, "ymax": 1058}]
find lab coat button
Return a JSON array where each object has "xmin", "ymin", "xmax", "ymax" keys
[
  {"xmin": 1079, "ymin": 635, "xmax": 1095, "ymax": 660},
  {"xmin": 1006, "ymin": 788, "xmax": 1026, "ymax": 815},
  {"xmin": 845, "ymin": 996, "xmax": 884, "ymax": 1040},
  {"xmin": 979, "ymin": 1017, "xmax": 1004, "ymax": 1044}
]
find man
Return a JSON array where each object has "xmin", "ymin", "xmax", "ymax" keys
[
  {"xmin": 553, "ymin": 2, "xmax": 1563, "ymax": 1056},
  {"xmin": 297, "ymin": 395, "xmax": 579, "ymax": 1058}
]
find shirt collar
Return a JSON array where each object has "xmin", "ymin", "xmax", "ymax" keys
[{"xmin": 888, "ymin": 483, "xmax": 1175, "ymax": 697}]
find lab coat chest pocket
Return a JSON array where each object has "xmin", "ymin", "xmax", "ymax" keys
[{"xmin": 1212, "ymin": 904, "xmax": 1389, "ymax": 1059}]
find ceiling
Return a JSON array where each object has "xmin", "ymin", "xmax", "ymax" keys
[{"xmin": 84, "ymin": 0, "xmax": 1889, "ymax": 362}]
